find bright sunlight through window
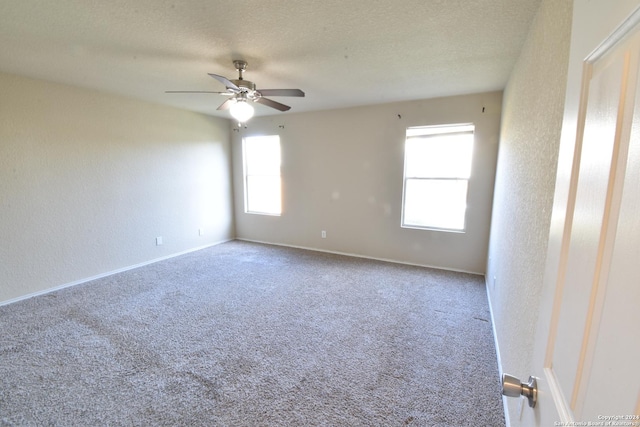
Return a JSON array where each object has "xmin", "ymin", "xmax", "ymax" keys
[
  {"xmin": 402, "ymin": 124, "xmax": 475, "ymax": 231},
  {"xmin": 243, "ymin": 135, "xmax": 281, "ymax": 215}
]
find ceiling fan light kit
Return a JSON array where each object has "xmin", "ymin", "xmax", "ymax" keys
[
  {"xmin": 229, "ymin": 99, "xmax": 254, "ymax": 123},
  {"xmin": 166, "ymin": 60, "xmax": 305, "ymax": 124}
]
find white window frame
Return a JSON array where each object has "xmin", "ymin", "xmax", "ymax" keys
[
  {"xmin": 401, "ymin": 123, "xmax": 475, "ymax": 232},
  {"xmin": 242, "ymin": 135, "xmax": 282, "ymax": 216}
]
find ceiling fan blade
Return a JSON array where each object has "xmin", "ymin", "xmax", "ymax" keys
[
  {"xmin": 256, "ymin": 97, "xmax": 291, "ymax": 111},
  {"xmin": 257, "ymin": 89, "xmax": 305, "ymax": 97},
  {"xmin": 165, "ymin": 90, "xmax": 232, "ymax": 94},
  {"xmin": 208, "ymin": 73, "xmax": 240, "ymax": 91},
  {"xmin": 217, "ymin": 98, "xmax": 235, "ymax": 110}
]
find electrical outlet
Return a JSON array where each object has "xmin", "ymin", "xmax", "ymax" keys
[
  {"xmin": 321, "ymin": 230, "xmax": 327, "ymax": 238},
  {"xmin": 199, "ymin": 228, "xmax": 204, "ymax": 236},
  {"xmin": 156, "ymin": 236, "xmax": 163, "ymax": 246}
]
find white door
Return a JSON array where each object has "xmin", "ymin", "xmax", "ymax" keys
[{"xmin": 527, "ymin": 3, "xmax": 640, "ymax": 425}]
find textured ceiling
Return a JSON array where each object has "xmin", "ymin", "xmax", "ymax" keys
[{"xmin": 0, "ymin": 0, "xmax": 541, "ymax": 118}]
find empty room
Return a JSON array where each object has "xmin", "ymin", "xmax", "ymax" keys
[{"xmin": 1, "ymin": 1, "xmax": 638, "ymax": 426}]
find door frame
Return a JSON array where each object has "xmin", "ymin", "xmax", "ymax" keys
[{"xmin": 529, "ymin": 2, "xmax": 640, "ymax": 425}]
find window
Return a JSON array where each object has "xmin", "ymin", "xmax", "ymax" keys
[
  {"xmin": 401, "ymin": 124, "xmax": 474, "ymax": 231},
  {"xmin": 243, "ymin": 135, "xmax": 281, "ymax": 215}
]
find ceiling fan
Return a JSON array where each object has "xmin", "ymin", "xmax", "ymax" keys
[{"xmin": 166, "ymin": 60, "xmax": 305, "ymax": 122}]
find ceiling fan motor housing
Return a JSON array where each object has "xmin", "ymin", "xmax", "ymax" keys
[{"xmin": 232, "ymin": 79, "xmax": 256, "ymax": 92}]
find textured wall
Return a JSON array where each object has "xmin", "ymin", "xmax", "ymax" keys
[
  {"xmin": 485, "ymin": 0, "xmax": 572, "ymax": 424},
  {"xmin": 231, "ymin": 92, "xmax": 502, "ymax": 274},
  {"xmin": 0, "ymin": 72, "xmax": 233, "ymax": 303}
]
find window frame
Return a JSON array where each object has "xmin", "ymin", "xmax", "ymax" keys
[
  {"xmin": 400, "ymin": 123, "xmax": 475, "ymax": 232},
  {"xmin": 242, "ymin": 135, "xmax": 282, "ymax": 216}
]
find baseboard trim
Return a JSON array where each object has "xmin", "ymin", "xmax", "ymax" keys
[
  {"xmin": 0, "ymin": 239, "xmax": 233, "ymax": 307},
  {"xmin": 237, "ymin": 238, "xmax": 484, "ymax": 276},
  {"xmin": 485, "ymin": 276, "xmax": 510, "ymax": 427}
]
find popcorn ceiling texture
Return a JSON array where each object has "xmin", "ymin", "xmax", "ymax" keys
[{"xmin": 0, "ymin": 0, "xmax": 541, "ymax": 117}]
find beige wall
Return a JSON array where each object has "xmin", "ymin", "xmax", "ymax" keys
[
  {"xmin": 231, "ymin": 92, "xmax": 502, "ymax": 274},
  {"xmin": 486, "ymin": 0, "xmax": 572, "ymax": 424},
  {"xmin": 0, "ymin": 72, "xmax": 233, "ymax": 303}
]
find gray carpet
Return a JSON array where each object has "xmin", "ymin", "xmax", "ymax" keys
[{"xmin": 0, "ymin": 241, "xmax": 505, "ymax": 426}]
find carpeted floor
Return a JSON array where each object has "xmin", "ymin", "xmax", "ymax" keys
[{"xmin": 0, "ymin": 241, "xmax": 505, "ymax": 426}]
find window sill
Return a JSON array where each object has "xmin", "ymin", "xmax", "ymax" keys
[{"xmin": 401, "ymin": 224, "xmax": 466, "ymax": 233}]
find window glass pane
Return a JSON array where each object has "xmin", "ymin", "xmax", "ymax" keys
[
  {"xmin": 246, "ymin": 176, "xmax": 281, "ymax": 215},
  {"xmin": 405, "ymin": 133, "xmax": 473, "ymax": 178},
  {"xmin": 403, "ymin": 179, "xmax": 468, "ymax": 230},
  {"xmin": 244, "ymin": 136, "xmax": 281, "ymax": 175},
  {"xmin": 243, "ymin": 135, "xmax": 281, "ymax": 215},
  {"xmin": 401, "ymin": 124, "xmax": 474, "ymax": 232}
]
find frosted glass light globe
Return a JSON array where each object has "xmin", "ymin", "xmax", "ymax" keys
[{"xmin": 230, "ymin": 100, "xmax": 254, "ymax": 123}]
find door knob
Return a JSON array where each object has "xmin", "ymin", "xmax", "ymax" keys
[{"xmin": 502, "ymin": 373, "xmax": 538, "ymax": 408}]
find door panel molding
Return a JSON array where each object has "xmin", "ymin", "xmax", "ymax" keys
[{"xmin": 541, "ymin": 5, "xmax": 640, "ymax": 423}]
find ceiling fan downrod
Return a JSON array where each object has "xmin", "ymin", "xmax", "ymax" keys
[{"xmin": 233, "ymin": 60, "xmax": 247, "ymax": 80}]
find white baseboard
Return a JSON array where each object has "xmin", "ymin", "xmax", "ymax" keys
[
  {"xmin": 237, "ymin": 238, "xmax": 484, "ymax": 276},
  {"xmin": 485, "ymin": 276, "xmax": 510, "ymax": 427},
  {"xmin": 0, "ymin": 239, "xmax": 232, "ymax": 307}
]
